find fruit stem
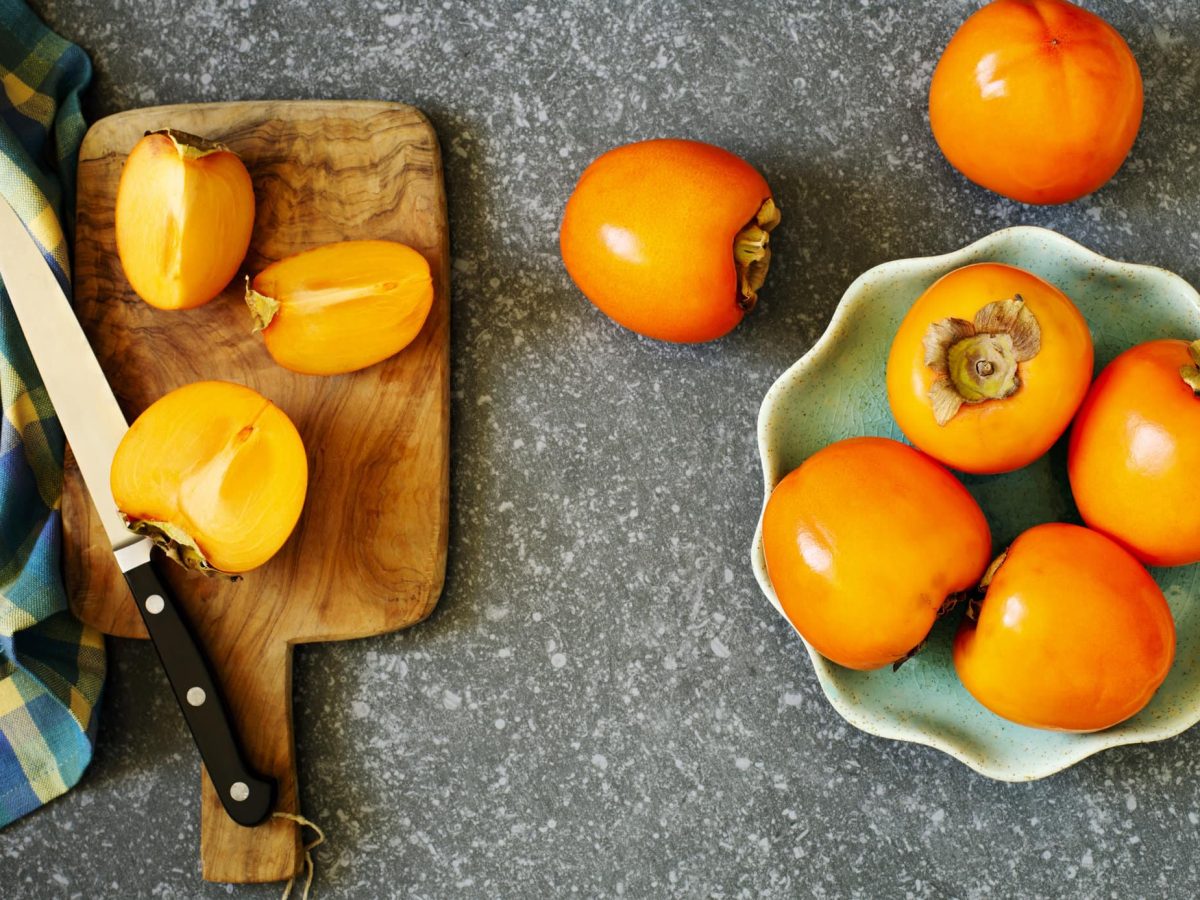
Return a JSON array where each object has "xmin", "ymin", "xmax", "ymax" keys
[
  {"xmin": 154, "ymin": 128, "xmax": 230, "ymax": 161},
  {"xmin": 122, "ymin": 516, "xmax": 239, "ymax": 580},
  {"xmin": 1179, "ymin": 339, "xmax": 1200, "ymax": 395},
  {"xmin": 733, "ymin": 198, "xmax": 781, "ymax": 312},
  {"xmin": 923, "ymin": 297, "xmax": 1041, "ymax": 425},
  {"xmin": 245, "ymin": 276, "xmax": 281, "ymax": 332}
]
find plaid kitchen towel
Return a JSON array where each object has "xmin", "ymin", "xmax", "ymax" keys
[{"xmin": 0, "ymin": 0, "xmax": 104, "ymax": 826}]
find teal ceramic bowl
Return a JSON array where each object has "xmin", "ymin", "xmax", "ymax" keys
[{"xmin": 751, "ymin": 226, "xmax": 1200, "ymax": 781}]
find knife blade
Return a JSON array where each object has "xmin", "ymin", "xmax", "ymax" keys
[{"xmin": 0, "ymin": 194, "xmax": 274, "ymax": 827}]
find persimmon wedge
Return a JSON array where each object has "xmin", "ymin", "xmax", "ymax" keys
[
  {"xmin": 115, "ymin": 130, "xmax": 255, "ymax": 310},
  {"xmin": 110, "ymin": 381, "xmax": 308, "ymax": 576},
  {"xmin": 246, "ymin": 240, "xmax": 434, "ymax": 376}
]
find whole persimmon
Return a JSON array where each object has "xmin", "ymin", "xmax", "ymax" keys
[
  {"xmin": 954, "ymin": 523, "xmax": 1174, "ymax": 731},
  {"xmin": 111, "ymin": 381, "xmax": 308, "ymax": 575},
  {"xmin": 560, "ymin": 139, "xmax": 779, "ymax": 343},
  {"xmin": 761, "ymin": 436, "xmax": 991, "ymax": 671},
  {"xmin": 1069, "ymin": 340, "xmax": 1200, "ymax": 566},
  {"xmin": 929, "ymin": 0, "xmax": 1143, "ymax": 205},
  {"xmin": 116, "ymin": 130, "xmax": 255, "ymax": 310},
  {"xmin": 886, "ymin": 263, "xmax": 1093, "ymax": 474}
]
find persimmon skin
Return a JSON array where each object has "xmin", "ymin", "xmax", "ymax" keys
[
  {"xmin": 247, "ymin": 240, "xmax": 434, "ymax": 376},
  {"xmin": 560, "ymin": 139, "xmax": 774, "ymax": 343},
  {"xmin": 886, "ymin": 263, "xmax": 1093, "ymax": 475},
  {"xmin": 111, "ymin": 381, "xmax": 308, "ymax": 575},
  {"xmin": 929, "ymin": 0, "xmax": 1143, "ymax": 205},
  {"xmin": 954, "ymin": 523, "xmax": 1174, "ymax": 732},
  {"xmin": 1068, "ymin": 340, "xmax": 1200, "ymax": 566},
  {"xmin": 762, "ymin": 437, "xmax": 991, "ymax": 671},
  {"xmin": 115, "ymin": 131, "xmax": 255, "ymax": 310}
]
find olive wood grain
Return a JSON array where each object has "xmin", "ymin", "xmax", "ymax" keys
[{"xmin": 64, "ymin": 100, "xmax": 449, "ymax": 883}]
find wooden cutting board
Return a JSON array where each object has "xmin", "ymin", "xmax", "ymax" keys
[{"xmin": 63, "ymin": 101, "xmax": 449, "ymax": 883}]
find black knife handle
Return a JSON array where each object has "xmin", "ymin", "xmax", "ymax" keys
[{"xmin": 119, "ymin": 540, "xmax": 275, "ymax": 827}]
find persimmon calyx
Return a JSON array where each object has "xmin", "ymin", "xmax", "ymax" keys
[
  {"xmin": 121, "ymin": 515, "xmax": 240, "ymax": 580},
  {"xmin": 245, "ymin": 276, "xmax": 280, "ymax": 332},
  {"xmin": 151, "ymin": 128, "xmax": 230, "ymax": 161},
  {"xmin": 923, "ymin": 296, "xmax": 1041, "ymax": 425},
  {"xmin": 1179, "ymin": 339, "xmax": 1200, "ymax": 394},
  {"xmin": 734, "ymin": 198, "xmax": 781, "ymax": 312}
]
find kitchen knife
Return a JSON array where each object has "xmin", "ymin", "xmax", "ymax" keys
[{"xmin": 0, "ymin": 194, "xmax": 274, "ymax": 827}]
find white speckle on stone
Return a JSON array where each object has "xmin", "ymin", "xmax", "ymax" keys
[
  {"xmin": 1081, "ymin": 849, "xmax": 1094, "ymax": 868},
  {"xmin": 591, "ymin": 754, "xmax": 607, "ymax": 771},
  {"xmin": 443, "ymin": 690, "xmax": 462, "ymax": 710},
  {"xmin": 350, "ymin": 700, "xmax": 370, "ymax": 719},
  {"xmin": 1126, "ymin": 794, "xmax": 1137, "ymax": 812},
  {"xmin": 494, "ymin": 719, "xmax": 506, "ymax": 730},
  {"xmin": 550, "ymin": 652, "xmax": 567, "ymax": 669},
  {"xmin": 783, "ymin": 692, "xmax": 804, "ymax": 707},
  {"xmin": 735, "ymin": 757, "xmax": 751, "ymax": 771},
  {"xmin": 710, "ymin": 637, "xmax": 730, "ymax": 659},
  {"xmin": 931, "ymin": 809, "xmax": 946, "ymax": 826}
]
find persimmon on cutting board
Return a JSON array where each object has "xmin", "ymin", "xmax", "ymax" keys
[
  {"xmin": 115, "ymin": 130, "xmax": 255, "ymax": 309},
  {"xmin": 65, "ymin": 100, "xmax": 449, "ymax": 885}
]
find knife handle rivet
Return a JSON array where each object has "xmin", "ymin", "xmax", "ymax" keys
[
  {"xmin": 230, "ymin": 782, "xmax": 250, "ymax": 802},
  {"xmin": 145, "ymin": 594, "xmax": 165, "ymax": 615},
  {"xmin": 186, "ymin": 687, "xmax": 207, "ymax": 707}
]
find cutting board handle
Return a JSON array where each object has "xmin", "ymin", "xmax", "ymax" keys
[{"xmin": 199, "ymin": 638, "xmax": 302, "ymax": 882}]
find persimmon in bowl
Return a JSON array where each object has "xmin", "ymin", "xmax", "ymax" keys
[{"xmin": 751, "ymin": 226, "xmax": 1200, "ymax": 781}]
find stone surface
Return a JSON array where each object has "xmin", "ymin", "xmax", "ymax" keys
[{"xmin": 7, "ymin": 0, "xmax": 1200, "ymax": 896}]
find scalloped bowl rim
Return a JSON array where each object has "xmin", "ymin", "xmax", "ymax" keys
[{"xmin": 750, "ymin": 225, "xmax": 1200, "ymax": 781}]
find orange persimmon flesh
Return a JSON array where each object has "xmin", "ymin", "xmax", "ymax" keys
[
  {"xmin": 115, "ymin": 130, "xmax": 255, "ymax": 310},
  {"xmin": 246, "ymin": 240, "xmax": 434, "ymax": 376},
  {"xmin": 111, "ymin": 381, "xmax": 308, "ymax": 575}
]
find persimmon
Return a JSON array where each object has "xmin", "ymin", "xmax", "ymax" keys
[
  {"xmin": 1068, "ymin": 340, "xmax": 1200, "ymax": 566},
  {"xmin": 246, "ymin": 240, "xmax": 434, "ymax": 376},
  {"xmin": 559, "ymin": 138, "xmax": 779, "ymax": 343},
  {"xmin": 761, "ymin": 437, "xmax": 991, "ymax": 671},
  {"xmin": 111, "ymin": 381, "xmax": 308, "ymax": 575},
  {"xmin": 886, "ymin": 263, "xmax": 1093, "ymax": 474},
  {"xmin": 115, "ymin": 130, "xmax": 255, "ymax": 310},
  {"xmin": 929, "ymin": 0, "xmax": 1142, "ymax": 205},
  {"xmin": 954, "ymin": 523, "xmax": 1174, "ymax": 731}
]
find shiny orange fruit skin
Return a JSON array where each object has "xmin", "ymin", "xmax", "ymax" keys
[
  {"xmin": 115, "ymin": 131, "xmax": 255, "ymax": 310},
  {"xmin": 886, "ymin": 263, "xmax": 1093, "ymax": 475},
  {"xmin": 929, "ymin": 0, "xmax": 1142, "ymax": 205},
  {"xmin": 560, "ymin": 139, "xmax": 773, "ymax": 343},
  {"xmin": 954, "ymin": 523, "xmax": 1174, "ymax": 732},
  {"xmin": 762, "ymin": 436, "xmax": 991, "ymax": 671},
  {"xmin": 1069, "ymin": 340, "xmax": 1200, "ymax": 566}
]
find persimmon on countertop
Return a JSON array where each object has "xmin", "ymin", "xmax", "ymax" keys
[
  {"xmin": 761, "ymin": 436, "xmax": 991, "ymax": 671},
  {"xmin": 560, "ymin": 138, "xmax": 779, "ymax": 343},
  {"xmin": 887, "ymin": 263, "xmax": 1093, "ymax": 475},
  {"xmin": 929, "ymin": 0, "xmax": 1143, "ymax": 205},
  {"xmin": 115, "ymin": 130, "xmax": 255, "ymax": 310}
]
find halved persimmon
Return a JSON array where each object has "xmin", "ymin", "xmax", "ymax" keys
[
  {"xmin": 761, "ymin": 436, "xmax": 991, "ymax": 671},
  {"xmin": 886, "ymin": 263, "xmax": 1093, "ymax": 474},
  {"xmin": 246, "ymin": 240, "xmax": 434, "ymax": 376},
  {"xmin": 115, "ymin": 130, "xmax": 255, "ymax": 310},
  {"xmin": 110, "ymin": 381, "xmax": 308, "ymax": 575}
]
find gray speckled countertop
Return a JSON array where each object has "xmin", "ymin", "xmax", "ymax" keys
[{"xmin": 7, "ymin": 1, "xmax": 1200, "ymax": 897}]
